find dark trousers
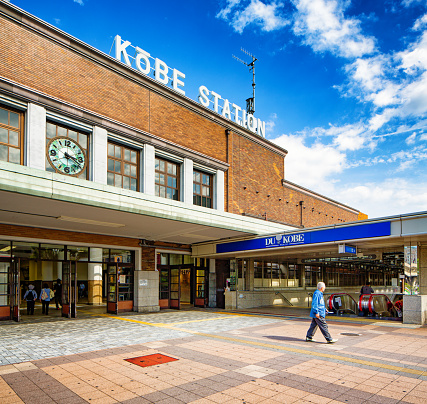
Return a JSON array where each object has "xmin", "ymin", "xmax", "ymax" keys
[
  {"xmin": 26, "ymin": 301, "xmax": 35, "ymax": 315},
  {"xmin": 55, "ymin": 295, "xmax": 62, "ymax": 309},
  {"xmin": 306, "ymin": 316, "xmax": 332, "ymax": 341},
  {"xmin": 42, "ymin": 300, "xmax": 50, "ymax": 315}
]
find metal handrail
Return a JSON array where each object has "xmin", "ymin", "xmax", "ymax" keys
[{"xmin": 274, "ymin": 291, "xmax": 293, "ymax": 306}]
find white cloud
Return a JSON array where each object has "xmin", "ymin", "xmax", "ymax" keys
[
  {"xmin": 271, "ymin": 133, "xmax": 346, "ymax": 187},
  {"xmin": 216, "ymin": 0, "xmax": 241, "ymax": 19},
  {"xmin": 292, "ymin": 0, "xmax": 376, "ymax": 58},
  {"xmin": 54, "ymin": 18, "xmax": 61, "ymax": 25},
  {"xmin": 402, "ymin": 0, "xmax": 426, "ymax": 7},
  {"xmin": 217, "ymin": 0, "xmax": 289, "ymax": 34},
  {"xmin": 74, "ymin": 0, "xmax": 84, "ymax": 5},
  {"xmin": 406, "ymin": 132, "xmax": 417, "ymax": 144},
  {"xmin": 336, "ymin": 179, "xmax": 427, "ymax": 217},
  {"xmin": 413, "ymin": 13, "xmax": 427, "ymax": 31}
]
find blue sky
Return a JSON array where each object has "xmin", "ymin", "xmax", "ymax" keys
[{"xmin": 9, "ymin": 0, "xmax": 427, "ymax": 218}]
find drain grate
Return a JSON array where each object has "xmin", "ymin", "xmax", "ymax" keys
[
  {"xmin": 340, "ymin": 332, "xmax": 361, "ymax": 336},
  {"xmin": 125, "ymin": 353, "xmax": 178, "ymax": 368}
]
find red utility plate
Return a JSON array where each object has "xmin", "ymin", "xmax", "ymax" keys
[{"xmin": 125, "ymin": 353, "xmax": 178, "ymax": 367}]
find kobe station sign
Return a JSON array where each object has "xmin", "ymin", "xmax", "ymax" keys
[{"xmin": 114, "ymin": 35, "xmax": 266, "ymax": 138}]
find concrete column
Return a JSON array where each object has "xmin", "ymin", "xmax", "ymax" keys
[
  {"xmin": 247, "ymin": 259, "xmax": 254, "ymax": 291},
  {"xmin": 134, "ymin": 270, "xmax": 159, "ymax": 312},
  {"xmin": 215, "ymin": 169, "xmax": 225, "ymax": 211},
  {"xmin": 88, "ymin": 248, "xmax": 103, "ymax": 305},
  {"xmin": 92, "ymin": 126, "xmax": 108, "ymax": 184},
  {"xmin": 183, "ymin": 158, "xmax": 193, "ymax": 204},
  {"xmin": 26, "ymin": 103, "xmax": 46, "ymax": 170},
  {"xmin": 143, "ymin": 144, "xmax": 155, "ymax": 195}
]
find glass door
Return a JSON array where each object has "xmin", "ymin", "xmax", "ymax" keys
[
  {"xmin": 0, "ymin": 259, "xmax": 9, "ymax": 320},
  {"xmin": 107, "ymin": 263, "xmax": 134, "ymax": 314},
  {"xmin": 62, "ymin": 261, "xmax": 77, "ymax": 318},
  {"xmin": 194, "ymin": 266, "xmax": 207, "ymax": 308},
  {"xmin": 9, "ymin": 259, "xmax": 20, "ymax": 322},
  {"xmin": 170, "ymin": 267, "xmax": 180, "ymax": 309},
  {"xmin": 107, "ymin": 263, "xmax": 118, "ymax": 314},
  {"xmin": 159, "ymin": 268, "xmax": 170, "ymax": 309}
]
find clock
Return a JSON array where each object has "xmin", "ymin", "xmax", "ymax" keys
[{"xmin": 46, "ymin": 136, "xmax": 87, "ymax": 176}]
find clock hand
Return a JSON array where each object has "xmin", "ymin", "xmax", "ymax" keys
[{"xmin": 64, "ymin": 152, "xmax": 81, "ymax": 167}]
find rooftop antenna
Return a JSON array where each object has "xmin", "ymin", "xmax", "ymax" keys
[{"xmin": 233, "ymin": 48, "xmax": 258, "ymax": 115}]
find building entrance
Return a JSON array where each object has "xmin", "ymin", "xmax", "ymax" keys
[
  {"xmin": 0, "ymin": 241, "xmax": 136, "ymax": 322},
  {"xmin": 158, "ymin": 253, "xmax": 209, "ymax": 309}
]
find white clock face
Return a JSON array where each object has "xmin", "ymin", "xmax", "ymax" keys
[{"xmin": 47, "ymin": 136, "xmax": 87, "ymax": 176}]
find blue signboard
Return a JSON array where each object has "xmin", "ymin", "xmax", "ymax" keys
[{"xmin": 216, "ymin": 221, "xmax": 391, "ymax": 254}]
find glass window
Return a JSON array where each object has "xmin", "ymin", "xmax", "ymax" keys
[
  {"xmin": 193, "ymin": 170, "xmax": 213, "ymax": 208},
  {"xmin": 0, "ymin": 106, "xmax": 23, "ymax": 165},
  {"xmin": 155, "ymin": 157, "xmax": 180, "ymax": 201},
  {"xmin": 107, "ymin": 142, "xmax": 139, "ymax": 191},
  {"xmin": 45, "ymin": 121, "xmax": 89, "ymax": 179}
]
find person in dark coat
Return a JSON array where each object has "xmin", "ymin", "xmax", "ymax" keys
[
  {"xmin": 54, "ymin": 278, "xmax": 62, "ymax": 309},
  {"xmin": 360, "ymin": 282, "xmax": 374, "ymax": 296}
]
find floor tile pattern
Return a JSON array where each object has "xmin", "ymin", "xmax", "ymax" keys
[{"xmin": 1, "ymin": 308, "xmax": 427, "ymax": 403}]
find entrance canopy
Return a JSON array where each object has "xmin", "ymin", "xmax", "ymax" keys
[
  {"xmin": 0, "ymin": 162, "xmax": 292, "ymax": 245},
  {"xmin": 192, "ymin": 212, "xmax": 427, "ymax": 259}
]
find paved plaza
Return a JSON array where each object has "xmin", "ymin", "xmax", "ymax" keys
[{"xmin": 1, "ymin": 307, "xmax": 427, "ymax": 403}]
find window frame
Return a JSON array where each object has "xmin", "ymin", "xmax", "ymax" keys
[
  {"xmin": 193, "ymin": 169, "xmax": 213, "ymax": 208},
  {"xmin": 0, "ymin": 105, "xmax": 24, "ymax": 165},
  {"xmin": 107, "ymin": 141, "xmax": 140, "ymax": 191},
  {"xmin": 155, "ymin": 156, "xmax": 180, "ymax": 201}
]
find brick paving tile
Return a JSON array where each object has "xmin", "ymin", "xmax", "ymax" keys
[
  {"xmin": 368, "ymin": 394, "xmax": 400, "ymax": 404},
  {"xmin": 2, "ymin": 310, "xmax": 427, "ymax": 404}
]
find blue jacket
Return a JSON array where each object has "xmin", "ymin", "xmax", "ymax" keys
[{"xmin": 310, "ymin": 289, "xmax": 326, "ymax": 318}]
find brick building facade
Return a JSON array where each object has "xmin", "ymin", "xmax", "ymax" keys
[{"xmin": 0, "ymin": 1, "xmax": 363, "ymax": 319}]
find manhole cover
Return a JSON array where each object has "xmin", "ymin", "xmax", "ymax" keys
[
  {"xmin": 125, "ymin": 353, "xmax": 178, "ymax": 368},
  {"xmin": 340, "ymin": 332, "xmax": 361, "ymax": 336}
]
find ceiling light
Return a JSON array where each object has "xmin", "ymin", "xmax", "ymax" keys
[{"xmin": 57, "ymin": 216, "xmax": 125, "ymax": 228}]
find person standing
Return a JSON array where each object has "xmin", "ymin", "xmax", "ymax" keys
[
  {"xmin": 306, "ymin": 282, "xmax": 338, "ymax": 343},
  {"xmin": 54, "ymin": 278, "xmax": 62, "ymax": 309},
  {"xmin": 360, "ymin": 281, "xmax": 374, "ymax": 296},
  {"xmin": 40, "ymin": 283, "xmax": 52, "ymax": 315},
  {"xmin": 23, "ymin": 284, "xmax": 37, "ymax": 315}
]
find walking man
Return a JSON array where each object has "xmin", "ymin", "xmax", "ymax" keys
[{"xmin": 306, "ymin": 282, "xmax": 338, "ymax": 343}]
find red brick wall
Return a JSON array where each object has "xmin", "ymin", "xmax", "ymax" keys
[
  {"xmin": 0, "ymin": 223, "xmax": 141, "ymax": 247},
  {"xmin": 228, "ymin": 132, "xmax": 285, "ymax": 222},
  {"xmin": 282, "ymin": 186, "xmax": 359, "ymax": 227}
]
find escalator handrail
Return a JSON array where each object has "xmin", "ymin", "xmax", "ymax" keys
[
  {"xmin": 328, "ymin": 293, "xmax": 358, "ymax": 312},
  {"xmin": 359, "ymin": 293, "xmax": 394, "ymax": 314}
]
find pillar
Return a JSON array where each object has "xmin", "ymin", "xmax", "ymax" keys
[
  {"xmin": 246, "ymin": 259, "xmax": 254, "ymax": 291},
  {"xmin": 183, "ymin": 158, "xmax": 193, "ymax": 204},
  {"xmin": 27, "ymin": 103, "xmax": 46, "ymax": 170},
  {"xmin": 88, "ymin": 248, "xmax": 103, "ymax": 305},
  {"xmin": 403, "ymin": 244, "xmax": 427, "ymax": 324},
  {"xmin": 92, "ymin": 126, "xmax": 108, "ymax": 184},
  {"xmin": 143, "ymin": 144, "xmax": 155, "ymax": 195},
  {"xmin": 215, "ymin": 170, "xmax": 225, "ymax": 211}
]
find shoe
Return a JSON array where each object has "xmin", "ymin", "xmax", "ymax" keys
[
  {"xmin": 327, "ymin": 339, "xmax": 338, "ymax": 344},
  {"xmin": 306, "ymin": 337, "xmax": 316, "ymax": 342}
]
